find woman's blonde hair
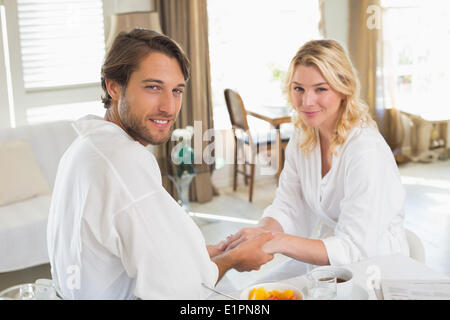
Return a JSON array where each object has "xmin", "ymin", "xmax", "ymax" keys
[{"xmin": 283, "ymin": 39, "xmax": 377, "ymax": 155}]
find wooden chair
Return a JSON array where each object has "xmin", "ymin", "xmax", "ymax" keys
[{"xmin": 224, "ymin": 88, "xmax": 290, "ymax": 202}]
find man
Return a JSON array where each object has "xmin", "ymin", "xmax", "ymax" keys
[{"xmin": 47, "ymin": 29, "xmax": 273, "ymax": 299}]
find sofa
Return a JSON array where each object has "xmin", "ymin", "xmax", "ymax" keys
[{"xmin": 0, "ymin": 121, "xmax": 77, "ymax": 272}]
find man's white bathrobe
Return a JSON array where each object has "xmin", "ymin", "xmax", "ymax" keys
[
  {"xmin": 263, "ymin": 125, "xmax": 409, "ymax": 267},
  {"xmin": 47, "ymin": 115, "xmax": 218, "ymax": 299}
]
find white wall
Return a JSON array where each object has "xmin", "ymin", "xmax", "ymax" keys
[
  {"xmin": 103, "ymin": 0, "xmax": 156, "ymax": 39},
  {"xmin": 322, "ymin": 0, "xmax": 349, "ymax": 49},
  {"xmin": 113, "ymin": 0, "xmax": 154, "ymax": 14},
  {"xmin": 0, "ymin": 9, "xmax": 10, "ymax": 128}
]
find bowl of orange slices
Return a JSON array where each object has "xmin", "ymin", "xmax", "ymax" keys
[{"xmin": 240, "ymin": 282, "xmax": 304, "ymax": 300}]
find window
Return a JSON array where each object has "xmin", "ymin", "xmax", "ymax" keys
[
  {"xmin": 381, "ymin": 0, "xmax": 450, "ymax": 119},
  {"xmin": 207, "ymin": 0, "xmax": 322, "ymax": 129},
  {"xmin": 17, "ymin": 0, "xmax": 105, "ymax": 89},
  {"xmin": 0, "ymin": 0, "xmax": 108, "ymax": 127}
]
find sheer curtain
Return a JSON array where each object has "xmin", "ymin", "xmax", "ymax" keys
[
  {"xmin": 348, "ymin": 0, "xmax": 381, "ymax": 116},
  {"xmin": 154, "ymin": 0, "xmax": 216, "ymax": 203},
  {"xmin": 347, "ymin": 0, "xmax": 406, "ymax": 154}
]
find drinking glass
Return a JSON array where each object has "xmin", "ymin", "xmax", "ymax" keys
[
  {"xmin": 0, "ymin": 283, "xmax": 58, "ymax": 300},
  {"xmin": 306, "ymin": 269, "xmax": 337, "ymax": 300}
]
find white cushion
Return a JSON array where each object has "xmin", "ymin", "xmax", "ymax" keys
[
  {"xmin": 0, "ymin": 195, "xmax": 51, "ymax": 272},
  {"xmin": 0, "ymin": 140, "xmax": 51, "ymax": 206},
  {"xmin": 0, "ymin": 121, "xmax": 78, "ymax": 189}
]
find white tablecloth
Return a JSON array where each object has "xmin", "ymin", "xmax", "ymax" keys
[{"xmin": 210, "ymin": 254, "xmax": 449, "ymax": 300}]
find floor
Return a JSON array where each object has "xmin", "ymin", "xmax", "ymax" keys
[{"xmin": 0, "ymin": 159, "xmax": 449, "ymax": 294}]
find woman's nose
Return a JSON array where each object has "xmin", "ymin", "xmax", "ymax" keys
[{"xmin": 302, "ymin": 90, "xmax": 316, "ymax": 107}]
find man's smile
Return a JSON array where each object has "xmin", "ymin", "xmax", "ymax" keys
[{"xmin": 149, "ymin": 118, "xmax": 172, "ymax": 129}]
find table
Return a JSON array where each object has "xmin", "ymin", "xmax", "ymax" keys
[
  {"xmin": 245, "ymin": 106, "xmax": 293, "ymax": 180},
  {"xmin": 209, "ymin": 254, "xmax": 449, "ymax": 300}
]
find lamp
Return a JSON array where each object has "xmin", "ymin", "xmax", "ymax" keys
[{"xmin": 105, "ymin": 11, "xmax": 162, "ymax": 50}]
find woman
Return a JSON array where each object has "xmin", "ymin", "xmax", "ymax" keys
[{"xmin": 221, "ymin": 40, "xmax": 409, "ymax": 275}]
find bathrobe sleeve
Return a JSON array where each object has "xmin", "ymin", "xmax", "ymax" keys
[
  {"xmin": 111, "ymin": 189, "xmax": 219, "ymax": 299},
  {"xmin": 322, "ymin": 146, "xmax": 406, "ymax": 265},
  {"xmin": 262, "ymin": 133, "xmax": 318, "ymax": 237}
]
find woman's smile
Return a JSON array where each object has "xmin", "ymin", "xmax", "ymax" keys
[{"xmin": 301, "ymin": 110, "xmax": 321, "ymax": 118}]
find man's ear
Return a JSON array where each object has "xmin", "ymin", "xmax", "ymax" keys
[{"xmin": 105, "ymin": 79, "xmax": 122, "ymax": 102}]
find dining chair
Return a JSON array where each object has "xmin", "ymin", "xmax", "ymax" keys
[
  {"xmin": 224, "ymin": 88, "xmax": 290, "ymax": 202},
  {"xmin": 405, "ymin": 228, "xmax": 426, "ymax": 263}
]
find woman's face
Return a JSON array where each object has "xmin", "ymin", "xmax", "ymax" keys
[{"xmin": 290, "ymin": 64, "xmax": 344, "ymax": 134}]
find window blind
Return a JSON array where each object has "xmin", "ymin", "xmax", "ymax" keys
[{"xmin": 17, "ymin": 0, "xmax": 105, "ymax": 89}]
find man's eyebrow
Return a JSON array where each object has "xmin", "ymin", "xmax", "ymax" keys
[
  {"xmin": 142, "ymin": 79, "xmax": 163, "ymax": 83},
  {"xmin": 142, "ymin": 79, "xmax": 185, "ymax": 87}
]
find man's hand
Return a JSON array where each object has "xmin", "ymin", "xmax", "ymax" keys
[
  {"xmin": 207, "ymin": 241, "xmax": 225, "ymax": 258},
  {"xmin": 212, "ymin": 232, "xmax": 275, "ymax": 282},
  {"xmin": 229, "ymin": 231, "xmax": 275, "ymax": 272}
]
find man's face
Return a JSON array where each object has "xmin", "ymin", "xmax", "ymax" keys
[{"xmin": 118, "ymin": 52, "xmax": 185, "ymax": 145}]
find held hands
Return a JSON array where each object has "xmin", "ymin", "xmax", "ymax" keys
[
  {"xmin": 211, "ymin": 232, "xmax": 275, "ymax": 281},
  {"xmin": 211, "ymin": 219, "xmax": 283, "ymax": 279},
  {"xmin": 220, "ymin": 227, "xmax": 270, "ymax": 251},
  {"xmin": 207, "ymin": 241, "xmax": 226, "ymax": 258},
  {"xmin": 230, "ymin": 231, "xmax": 275, "ymax": 272}
]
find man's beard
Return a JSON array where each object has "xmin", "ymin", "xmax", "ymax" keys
[{"xmin": 118, "ymin": 94, "xmax": 175, "ymax": 145}]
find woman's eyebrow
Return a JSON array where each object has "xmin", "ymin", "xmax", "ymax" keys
[{"xmin": 291, "ymin": 81, "xmax": 328, "ymax": 86}]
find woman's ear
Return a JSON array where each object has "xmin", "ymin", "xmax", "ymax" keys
[
  {"xmin": 339, "ymin": 93, "xmax": 347, "ymax": 108},
  {"xmin": 105, "ymin": 79, "xmax": 122, "ymax": 102}
]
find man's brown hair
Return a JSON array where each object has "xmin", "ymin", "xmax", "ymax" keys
[{"xmin": 101, "ymin": 28, "xmax": 190, "ymax": 109}]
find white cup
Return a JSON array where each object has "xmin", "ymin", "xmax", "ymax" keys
[
  {"xmin": 314, "ymin": 266, "xmax": 353, "ymax": 300},
  {"xmin": 306, "ymin": 269, "xmax": 337, "ymax": 300}
]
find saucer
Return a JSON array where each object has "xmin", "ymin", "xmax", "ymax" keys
[
  {"xmin": 302, "ymin": 284, "xmax": 369, "ymax": 300},
  {"xmin": 349, "ymin": 284, "xmax": 369, "ymax": 300}
]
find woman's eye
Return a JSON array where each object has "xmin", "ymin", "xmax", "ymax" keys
[
  {"xmin": 294, "ymin": 87, "xmax": 304, "ymax": 92},
  {"xmin": 317, "ymin": 87, "xmax": 328, "ymax": 92}
]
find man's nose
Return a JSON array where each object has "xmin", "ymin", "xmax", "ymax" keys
[
  {"xmin": 302, "ymin": 90, "xmax": 316, "ymax": 107},
  {"xmin": 158, "ymin": 91, "xmax": 177, "ymax": 116}
]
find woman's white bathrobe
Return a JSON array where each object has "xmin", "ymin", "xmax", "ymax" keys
[{"xmin": 263, "ymin": 126, "xmax": 409, "ymax": 267}]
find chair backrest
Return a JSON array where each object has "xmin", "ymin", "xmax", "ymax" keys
[
  {"xmin": 405, "ymin": 228, "xmax": 426, "ymax": 263},
  {"xmin": 224, "ymin": 89, "xmax": 249, "ymax": 131}
]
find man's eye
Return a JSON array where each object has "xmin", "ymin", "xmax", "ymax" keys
[
  {"xmin": 146, "ymin": 85, "xmax": 160, "ymax": 90},
  {"xmin": 173, "ymin": 88, "xmax": 184, "ymax": 94}
]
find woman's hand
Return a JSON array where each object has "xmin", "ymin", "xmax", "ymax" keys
[
  {"xmin": 261, "ymin": 232, "xmax": 285, "ymax": 254},
  {"xmin": 221, "ymin": 227, "xmax": 270, "ymax": 251},
  {"xmin": 219, "ymin": 217, "xmax": 284, "ymax": 251}
]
